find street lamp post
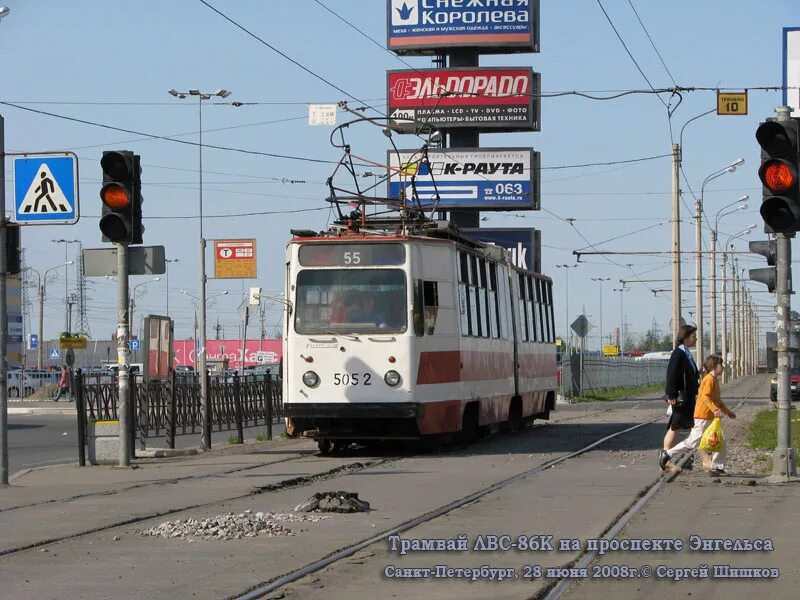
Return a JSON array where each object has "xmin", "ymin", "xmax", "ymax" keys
[
  {"xmin": 696, "ymin": 159, "xmax": 743, "ymax": 366},
  {"xmin": 612, "ymin": 288, "xmax": 630, "ymax": 355},
  {"xmin": 591, "ymin": 277, "xmax": 611, "ymax": 350},
  {"xmin": 165, "ymin": 258, "xmax": 179, "ymax": 318},
  {"xmin": 169, "ymin": 88, "xmax": 232, "ymax": 451},
  {"xmin": 52, "ymin": 239, "xmax": 80, "ymax": 332},
  {"xmin": 721, "ymin": 227, "xmax": 754, "ymax": 383},
  {"xmin": 130, "ymin": 278, "xmax": 161, "ymax": 340},
  {"xmin": 24, "ymin": 262, "xmax": 73, "ymax": 369},
  {"xmin": 181, "ymin": 289, "xmax": 228, "ymax": 376},
  {"xmin": 711, "ymin": 196, "xmax": 749, "ymax": 356}
]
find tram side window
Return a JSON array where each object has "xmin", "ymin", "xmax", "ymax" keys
[
  {"xmin": 526, "ymin": 276, "xmax": 536, "ymax": 342},
  {"xmin": 478, "ymin": 258, "xmax": 490, "ymax": 338},
  {"xmin": 488, "ymin": 262, "xmax": 499, "ymax": 338},
  {"xmin": 518, "ymin": 273, "xmax": 529, "ymax": 342},
  {"xmin": 469, "ymin": 254, "xmax": 481, "ymax": 337},
  {"xmin": 497, "ymin": 265, "xmax": 509, "ymax": 339},
  {"xmin": 535, "ymin": 278, "xmax": 545, "ymax": 342},
  {"xmin": 414, "ymin": 280, "xmax": 440, "ymax": 336},
  {"xmin": 458, "ymin": 252, "xmax": 471, "ymax": 335}
]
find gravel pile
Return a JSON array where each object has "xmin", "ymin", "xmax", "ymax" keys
[
  {"xmin": 140, "ymin": 510, "xmax": 330, "ymax": 541},
  {"xmin": 720, "ymin": 403, "xmax": 773, "ymax": 476}
]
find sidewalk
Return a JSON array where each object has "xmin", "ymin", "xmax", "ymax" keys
[{"xmin": 7, "ymin": 400, "xmax": 77, "ymax": 415}]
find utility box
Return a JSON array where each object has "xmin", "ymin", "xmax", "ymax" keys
[{"xmin": 87, "ymin": 420, "xmax": 120, "ymax": 465}]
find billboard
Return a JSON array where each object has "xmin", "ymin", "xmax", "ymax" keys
[
  {"xmin": 462, "ymin": 228, "xmax": 541, "ymax": 273},
  {"xmin": 387, "ymin": 0, "xmax": 539, "ymax": 55},
  {"xmin": 387, "ymin": 67, "xmax": 540, "ymax": 132},
  {"xmin": 388, "ymin": 148, "xmax": 539, "ymax": 210},
  {"xmin": 143, "ymin": 315, "xmax": 173, "ymax": 381},
  {"xmin": 173, "ymin": 339, "xmax": 282, "ymax": 370}
]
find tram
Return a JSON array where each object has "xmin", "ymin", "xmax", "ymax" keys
[{"xmin": 282, "ymin": 219, "xmax": 557, "ymax": 453}]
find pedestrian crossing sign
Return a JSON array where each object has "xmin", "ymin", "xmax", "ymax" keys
[
  {"xmin": 50, "ymin": 348, "xmax": 60, "ymax": 360},
  {"xmin": 13, "ymin": 154, "xmax": 79, "ymax": 225}
]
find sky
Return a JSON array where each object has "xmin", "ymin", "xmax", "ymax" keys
[{"xmin": 1, "ymin": 0, "xmax": 798, "ymax": 349}]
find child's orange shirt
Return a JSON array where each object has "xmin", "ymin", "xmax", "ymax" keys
[{"xmin": 694, "ymin": 373, "xmax": 734, "ymax": 420}]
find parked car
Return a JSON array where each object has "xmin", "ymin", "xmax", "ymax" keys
[{"xmin": 770, "ymin": 367, "xmax": 800, "ymax": 401}]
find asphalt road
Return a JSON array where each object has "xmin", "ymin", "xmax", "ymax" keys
[{"xmin": 7, "ymin": 413, "xmax": 284, "ymax": 477}]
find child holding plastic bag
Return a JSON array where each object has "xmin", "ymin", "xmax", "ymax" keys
[{"xmin": 663, "ymin": 355, "xmax": 735, "ymax": 475}]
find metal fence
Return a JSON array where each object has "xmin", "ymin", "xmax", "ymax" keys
[
  {"xmin": 560, "ymin": 355, "xmax": 668, "ymax": 396},
  {"xmin": 78, "ymin": 370, "xmax": 283, "ymax": 450}
]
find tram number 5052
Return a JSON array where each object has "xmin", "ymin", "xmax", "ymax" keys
[{"xmin": 333, "ymin": 372, "xmax": 372, "ymax": 386}]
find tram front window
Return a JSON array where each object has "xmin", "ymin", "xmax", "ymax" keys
[{"xmin": 295, "ymin": 269, "xmax": 407, "ymax": 334}]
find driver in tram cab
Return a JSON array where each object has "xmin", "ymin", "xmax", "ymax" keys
[{"xmin": 348, "ymin": 292, "xmax": 390, "ymax": 328}]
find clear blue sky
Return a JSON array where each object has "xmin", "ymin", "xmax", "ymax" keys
[{"xmin": 1, "ymin": 0, "xmax": 797, "ymax": 347}]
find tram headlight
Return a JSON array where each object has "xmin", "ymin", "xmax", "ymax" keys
[
  {"xmin": 384, "ymin": 370, "xmax": 401, "ymax": 387},
  {"xmin": 302, "ymin": 371, "xmax": 319, "ymax": 388}
]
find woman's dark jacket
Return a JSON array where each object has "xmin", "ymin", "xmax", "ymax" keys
[{"xmin": 665, "ymin": 346, "xmax": 699, "ymax": 410}]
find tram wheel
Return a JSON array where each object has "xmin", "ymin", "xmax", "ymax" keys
[
  {"xmin": 317, "ymin": 439, "xmax": 332, "ymax": 455},
  {"xmin": 508, "ymin": 397, "xmax": 523, "ymax": 431},
  {"xmin": 459, "ymin": 403, "xmax": 480, "ymax": 444}
]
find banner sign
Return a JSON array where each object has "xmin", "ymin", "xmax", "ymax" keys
[
  {"xmin": 388, "ymin": 148, "xmax": 539, "ymax": 210},
  {"xmin": 784, "ymin": 27, "xmax": 800, "ymax": 109},
  {"xmin": 173, "ymin": 339, "xmax": 282, "ymax": 370},
  {"xmin": 143, "ymin": 315, "xmax": 172, "ymax": 382},
  {"xmin": 387, "ymin": 67, "xmax": 540, "ymax": 132},
  {"xmin": 387, "ymin": 0, "xmax": 539, "ymax": 55},
  {"xmin": 462, "ymin": 227, "xmax": 541, "ymax": 273}
]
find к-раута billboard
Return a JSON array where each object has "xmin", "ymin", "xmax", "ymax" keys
[
  {"xmin": 388, "ymin": 148, "xmax": 540, "ymax": 210},
  {"xmin": 387, "ymin": 67, "xmax": 540, "ymax": 132},
  {"xmin": 387, "ymin": 0, "xmax": 539, "ymax": 55}
]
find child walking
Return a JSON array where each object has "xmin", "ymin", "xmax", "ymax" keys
[{"xmin": 663, "ymin": 354, "xmax": 735, "ymax": 475}]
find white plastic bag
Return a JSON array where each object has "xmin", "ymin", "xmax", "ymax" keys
[{"xmin": 666, "ymin": 405, "xmax": 673, "ymax": 417}]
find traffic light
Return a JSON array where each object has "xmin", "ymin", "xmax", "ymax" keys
[
  {"xmin": 99, "ymin": 150, "xmax": 143, "ymax": 244},
  {"xmin": 749, "ymin": 239, "xmax": 777, "ymax": 293},
  {"xmin": 4, "ymin": 223, "xmax": 21, "ymax": 275},
  {"xmin": 756, "ymin": 118, "xmax": 800, "ymax": 232}
]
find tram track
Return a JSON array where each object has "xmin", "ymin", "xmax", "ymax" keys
[
  {"xmin": 539, "ymin": 376, "xmax": 765, "ymax": 600},
  {"xmin": 231, "ymin": 376, "xmax": 767, "ymax": 600}
]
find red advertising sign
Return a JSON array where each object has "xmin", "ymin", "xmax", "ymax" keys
[
  {"xmin": 387, "ymin": 67, "xmax": 539, "ymax": 132},
  {"xmin": 144, "ymin": 315, "xmax": 172, "ymax": 381},
  {"xmin": 173, "ymin": 339, "xmax": 282, "ymax": 371}
]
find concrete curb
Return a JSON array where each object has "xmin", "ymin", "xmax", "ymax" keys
[
  {"xmin": 8, "ymin": 407, "xmax": 77, "ymax": 416},
  {"xmin": 134, "ymin": 447, "xmax": 201, "ymax": 459},
  {"xmin": 9, "ymin": 461, "xmax": 77, "ymax": 482}
]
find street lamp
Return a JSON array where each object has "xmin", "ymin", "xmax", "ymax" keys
[
  {"xmin": 710, "ymin": 195, "xmax": 748, "ymax": 356},
  {"xmin": 130, "ymin": 278, "xmax": 161, "ymax": 340},
  {"xmin": 165, "ymin": 258, "xmax": 180, "ymax": 318},
  {"xmin": 695, "ymin": 159, "xmax": 743, "ymax": 366},
  {"xmin": 51, "ymin": 239, "xmax": 80, "ymax": 332},
  {"xmin": 169, "ymin": 87, "xmax": 232, "ymax": 451},
  {"xmin": 22, "ymin": 262, "xmax": 73, "ymax": 368},
  {"xmin": 555, "ymin": 265, "xmax": 579, "ymax": 343},
  {"xmin": 721, "ymin": 225, "xmax": 755, "ymax": 383},
  {"xmin": 0, "ymin": 7, "xmax": 9, "ymax": 21},
  {"xmin": 590, "ymin": 277, "xmax": 611, "ymax": 350},
  {"xmin": 612, "ymin": 287, "xmax": 631, "ymax": 355}
]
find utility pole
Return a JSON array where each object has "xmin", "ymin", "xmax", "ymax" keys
[
  {"xmin": 671, "ymin": 143, "xmax": 682, "ymax": 347},
  {"xmin": 116, "ymin": 244, "xmax": 130, "ymax": 467}
]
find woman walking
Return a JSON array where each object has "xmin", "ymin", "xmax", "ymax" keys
[{"xmin": 659, "ymin": 325, "xmax": 699, "ymax": 471}]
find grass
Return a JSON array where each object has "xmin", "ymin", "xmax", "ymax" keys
[
  {"xmin": 572, "ymin": 383, "xmax": 664, "ymax": 403},
  {"xmin": 747, "ymin": 409, "xmax": 800, "ymax": 466},
  {"xmin": 255, "ymin": 432, "xmax": 270, "ymax": 442},
  {"xmin": 227, "ymin": 436, "xmax": 243, "ymax": 445},
  {"xmin": 279, "ymin": 432, "xmax": 291, "ymax": 439}
]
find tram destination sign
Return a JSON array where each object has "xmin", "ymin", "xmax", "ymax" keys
[
  {"xmin": 387, "ymin": 67, "xmax": 540, "ymax": 132},
  {"xmin": 387, "ymin": 0, "xmax": 539, "ymax": 55},
  {"xmin": 388, "ymin": 148, "xmax": 539, "ymax": 210},
  {"xmin": 298, "ymin": 243, "xmax": 406, "ymax": 267}
]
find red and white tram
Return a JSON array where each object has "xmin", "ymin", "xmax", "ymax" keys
[{"xmin": 282, "ymin": 223, "xmax": 557, "ymax": 452}]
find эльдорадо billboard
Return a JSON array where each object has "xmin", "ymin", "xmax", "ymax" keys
[
  {"xmin": 387, "ymin": 0, "xmax": 539, "ymax": 55},
  {"xmin": 388, "ymin": 148, "xmax": 539, "ymax": 210},
  {"xmin": 387, "ymin": 67, "xmax": 540, "ymax": 132}
]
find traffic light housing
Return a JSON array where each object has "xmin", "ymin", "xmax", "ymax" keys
[
  {"xmin": 99, "ymin": 150, "xmax": 143, "ymax": 244},
  {"xmin": 749, "ymin": 239, "xmax": 777, "ymax": 293},
  {"xmin": 756, "ymin": 118, "xmax": 800, "ymax": 233},
  {"xmin": 5, "ymin": 222, "xmax": 21, "ymax": 275}
]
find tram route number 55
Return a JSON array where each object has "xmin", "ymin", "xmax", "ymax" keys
[
  {"xmin": 333, "ymin": 372, "xmax": 372, "ymax": 386},
  {"xmin": 344, "ymin": 251, "xmax": 361, "ymax": 265}
]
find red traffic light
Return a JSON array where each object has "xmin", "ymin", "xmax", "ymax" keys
[
  {"xmin": 759, "ymin": 160, "xmax": 797, "ymax": 193},
  {"xmin": 100, "ymin": 183, "xmax": 130, "ymax": 209}
]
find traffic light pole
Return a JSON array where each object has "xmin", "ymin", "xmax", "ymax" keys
[
  {"xmin": 116, "ymin": 243, "xmax": 131, "ymax": 467},
  {"xmin": 769, "ymin": 232, "xmax": 797, "ymax": 482},
  {"xmin": 0, "ymin": 115, "xmax": 8, "ymax": 485}
]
